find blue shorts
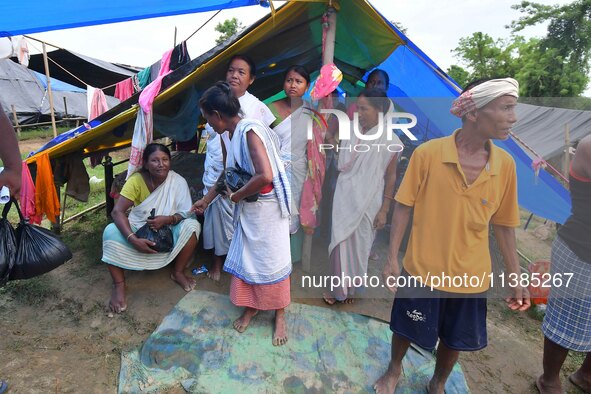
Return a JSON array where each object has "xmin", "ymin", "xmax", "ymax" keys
[{"xmin": 389, "ymin": 271, "xmax": 488, "ymax": 351}]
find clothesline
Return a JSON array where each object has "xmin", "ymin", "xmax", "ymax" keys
[
  {"xmin": 22, "ymin": 9, "xmax": 224, "ymax": 93},
  {"xmin": 509, "ymin": 130, "xmax": 570, "ymax": 184},
  {"xmin": 25, "ymin": 37, "xmax": 91, "ymax": 87}
]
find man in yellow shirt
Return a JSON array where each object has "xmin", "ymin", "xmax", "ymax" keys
[{"xmin": 374, "ymin": 78, "xmax": 530, "ymax": 394}]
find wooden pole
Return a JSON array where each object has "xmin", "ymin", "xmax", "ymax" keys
[
  {"xmin": 63, "ymin": 97, "xmax": 68, "ymax": 118},
  {"xmin": 42, "ymin": 42, "xmax": 58, "ymax": 138},
  {"xmin": 10, "ymin": 105, "xmax": 21, "ymax": 137},
  {"xmin": 301, "ymin": 4, "xmax": 338, "ymax": 273},
  {"xmin": 322, "ymin": 6, "xmax": 337, "ymax": 66},
  {"xmin": 564, "ymin": 123, "xmax": 571, "ymax": 179}
]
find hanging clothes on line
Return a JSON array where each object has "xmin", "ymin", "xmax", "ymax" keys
[
  {"xmin": 34, "ymin": 153, "xmax": 60, "ymax": 224},
  {"xmin": 114, "ymin": 78, "xmax": 135, "ymax": 101},
  {"xmin": 11, "ymin": 36, "xmax": 30, "ymax": 67},
  {"xmin": 53, "ymin": 153, "xmax": 91, "ymax": 202},
  {"xmin": 87, "ymin": 86, "xmax": 109, "ymax": 120},
  {"xmin": 20, "ymin": 162, "xmax": 41, "ymax": 224},
  {"xmin": 138, "ymin": 48, "xmax": 173, "ymax": 113},
  {"xmin": 170, "ymin": 41, "xmax": 190, "ymax": 71},
  {"xmin": 136, "ymin": 66, "xmax": 152, "ymax": 89}
]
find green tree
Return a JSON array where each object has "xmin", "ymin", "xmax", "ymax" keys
[
  {"xmin": 509, "ymin": 0, "xmax": 591, "ymax": 97},
  {"xmin": 446, "ymin": 65, "xmax": 470, "ymax": 88},
  {"xmin": 215, "ymin": 18, "xmax": 244, "ymax": 45},
  {"xmin": 450, "ymin": 1, "xmax": 591, "ymax": 98},
  {"xmin": 451, "ymin": 32, "xmax": 519, "ymax": 81}
]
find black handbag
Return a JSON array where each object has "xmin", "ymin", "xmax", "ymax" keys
[
  {"xmin": 6, "ymin": 198, "xmax": 73, "ymax": 281},
  {"xmin": 0, "ymin": 202, "xmax": 17, "ymax": 285},
  {"xmin": 134, "ymin": 208, "xmax": 174, "ymax": 253},
  {"xmin": 225, "ymin": 162, "xmax": 259, "ymax": 202}
]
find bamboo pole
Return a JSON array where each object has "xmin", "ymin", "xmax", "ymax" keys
[
  {"xmin": 563, "ymin": 123, "xmax": 571, "ymax": 179},
  {"xmin": 10, "ymin": 105, "xmax": 21, "ymax": 137},
  {"xmin": 42, "ymin": 42, "xmax": 58, "ymax": 138},
  {"xmin": 63, "ymin": 97, "xmax": 68, "ymax": 118},
  {"xmin": 62, "ymin": 202, "xmax": 106, "ymax": 225},
  {"xmin": 302, "ymin": 4, "xmax": 338, "ymax": 273}
]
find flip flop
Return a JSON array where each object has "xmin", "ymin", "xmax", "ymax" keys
[{"xmin": 0, "ymin": 380, "xmax": 8, "ymax": 394}]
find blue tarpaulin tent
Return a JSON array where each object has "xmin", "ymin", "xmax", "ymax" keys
[
  {"xmin": 366, "ymin": 18, "xmax": 572, "ymax": 224},
  {"xmin": 0, "ymin": 0, "xmax": 264, "ymax": 37},
  {"xmin": 9, "ymin": 0, "xmax": 570, "ymax": 224}
]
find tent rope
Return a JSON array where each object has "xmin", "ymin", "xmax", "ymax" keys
[
  {"xmin": 509, "ymin": 130, "xmax": 570, "ymax": 184},
  {"xmin": 186, "ymin": 10, "xmax": 222, "ymax": 41},
  {"xmin": 24, "ymin": 37, "xmax": 91, "ymax": 87}
]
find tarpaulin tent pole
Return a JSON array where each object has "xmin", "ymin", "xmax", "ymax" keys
[
  {"xmin": 10, "ymin": 105, "xmax": 21, "ymax": 137},
  {"xmin": 302, "ymin": 1, "xmax": 338, "ymax": 273},
  {"xmin": 563, "ymin": 123, "xmax": 571, "ymax": 179},
  {"xmin": 42, "ymin": 42, "xmax": 58, "ymax": 137}
]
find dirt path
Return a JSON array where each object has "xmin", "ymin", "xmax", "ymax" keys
[{"xmin": 1, "ymin": 138, "xmax": 585, "ymax": 393}]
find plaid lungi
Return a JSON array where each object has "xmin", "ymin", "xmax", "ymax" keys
[{"xmin": 542, "ymin": 235, "xmax": 591, "ymax": 352}]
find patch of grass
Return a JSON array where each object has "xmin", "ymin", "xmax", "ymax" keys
[
  {"xmin": 0, "ymin": 276, "xmax": 60, "ymax": 305},
  {"xmin": 64, "ymin": 211, "xmax": 108, "ymax": 261},
  {"xmin": 17, "ymin": 126, "xmax": 72, "ymax": 141}
]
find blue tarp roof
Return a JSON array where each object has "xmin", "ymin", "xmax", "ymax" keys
[
  {"xmin": 368, "ymin": 16, "xmax": 571, "ymax": 224},
  {"xmin": 0, "ymin": 0, "xmax": 263, "ymax": 37},
  {"xmin": 34, "ymin": 71, "xmax": 86, "ymax": 93}
]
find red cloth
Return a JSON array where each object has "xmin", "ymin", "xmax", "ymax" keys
[
  {"xmin": 299, "ymin": 104, "xmax": 327, "ymax": 233},
  {"xmin": 230, "ymin": 276, "xmax": 290, "ymax": 310},
  {"xmin": 114, "ymin": 78, "xmax": 134, "ymax": 101},
  {"xmin": 20, "ymin": 162, "xmax": 41, "ymax": 224},
  {"xmin": 260, "ymin": 183, "xmax": 273, "ymax": 194}
]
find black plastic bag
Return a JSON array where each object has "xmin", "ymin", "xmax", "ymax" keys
[
  {"xmin": 225, "ymin": 162, "xmax": 259, "ymax": 202},
  {"xmin": 0, "ymin": 202, "xmax": 17, "ymax": 285},
  {"xmin": 134, "ymin": 208, "xmax": 174, "ymax": 253},
  {"xmin": 7, "ymin": 198, "xmax": 73, "ymax": 280}
]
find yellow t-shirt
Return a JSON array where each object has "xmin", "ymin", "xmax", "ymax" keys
[
  {"xmin": 395, "ymin": 129, "xmax": 520, "ymax": 293},
  {"xmin": 119, "ymin": 173, "xmax": 151, "ymax": 206}
]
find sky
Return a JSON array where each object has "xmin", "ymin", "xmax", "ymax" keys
[{"xmin": 27, "ymin": 0, "xmax": 573, "ymax": 78}]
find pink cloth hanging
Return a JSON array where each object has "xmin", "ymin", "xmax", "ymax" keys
[
  {"xmin": 20, "ymin": 161, "xmax": 41, "ymax": 224},
  {"xmin": 89, "ymin": 88, "xmax": 108, "ymax": 120},
  {"xmin": 114, "ymin": 78, "xmax": 134, "ymax": 101},
  {"xmin": 138, "ymin": 49, "xmax": 173, "ymax": 113}
]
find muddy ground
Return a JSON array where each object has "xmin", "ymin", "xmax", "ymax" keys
[{"xmin": 0, "ymin": 138, "xmax": 586, "ymax": 393}]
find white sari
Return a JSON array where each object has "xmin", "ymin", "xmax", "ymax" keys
[
  {"xmin": 272, "ymin": 105, "xmax": 309, "ymax": 233},
  {"xmin": 102, "ymin": 171, "xmax": 201, "ymax": 270},
  {"xmin": 202, "ymin": 91, "xmax": 275, "ymax": 255},
  {"xmin": 224, "ymin": 119, "xmax": 292, "ymax": 284},
  {"xmin": 329, "ymin": 108, "xmax": 401, "ymax": 299}
]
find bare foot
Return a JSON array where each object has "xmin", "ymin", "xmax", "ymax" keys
[
  {"xmin": 108, "ymin": 281, "xmax": 127, "ymax": 314},
  {"xmin": 273, "ymin": 309, "xmax": 288, "ymax": 346},
  {"xmin": 322, "ymin": 293, "xmax": 354, "ymax": 305},
  {"xmin": 373, "ymin": 364, "xmax": 402, "ymax": 394},
  {"xmin": 170, "ymin": 271, "xmax": 196, "ymax": 292},
  {"xmin": 569, "ymin": 371, "xmax": 591, "ymax": 393},
  {"xmin": 322, "ymin": 292, "xmax": 337, "ymax": 305},
  {"xmin": 427, "ymin": 379, "xmax": 445, "ymax": 394},
  {"xmin": 207, "ymin": 263, "xmax": 222, "ymax": 282},
  {"xmin": 233, "ymin": 308, "xmax": 258, "ymax": 333},
  {"xmin": 536, "ymin": 374, "xmax": 562, "ymax": 394}
]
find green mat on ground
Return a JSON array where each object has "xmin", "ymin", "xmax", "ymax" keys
[{"xmin": 119, "ymin": 290, "xmax": 470, "ymax": 393}]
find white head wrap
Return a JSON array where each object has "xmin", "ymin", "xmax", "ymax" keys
[{"xmin": 451, "ymin": 78, "xmax": 519, "ymax": 118}]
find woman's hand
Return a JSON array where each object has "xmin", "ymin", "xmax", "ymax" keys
[
  {"xmin": 191, "ymin": 199, "xmax": 209, "ymax": 215},
  {"xmin": 147, "ymin": 215, "xmax": 172, "ymax": 230},
  {"xmin": 373, "ymin": 208, "xmax": 389, "ymax": 230},
  {"xmin": 129, "ymin": 236, "xmax": 157, "ymax": 254}
]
